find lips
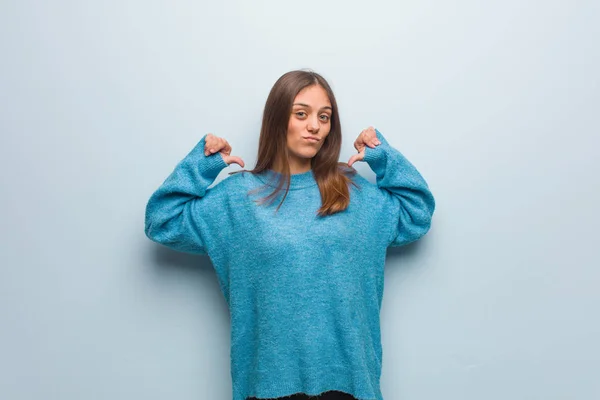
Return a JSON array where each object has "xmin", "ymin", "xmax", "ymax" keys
[{"xmin": 303, "ymin": 137, "xmax": 320, "ymax": 142}]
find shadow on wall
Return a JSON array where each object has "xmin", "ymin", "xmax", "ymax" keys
[
  {"xmin": 146, "ymin": 243, "xmax": 230, "ymax": 315},
  {"xmin": 386, "ymin": 238, "xmax": 428, "ymax": 268},
  {"xmin": 152, "ymin": 245, "xmax": 214, "ymax": 272},
  {"xmin": 144, "ymin": 243, "xmax": 232, "ymax": 396}
]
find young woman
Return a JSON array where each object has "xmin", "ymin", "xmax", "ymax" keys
[{"xmin": 145, "ymin": 70, "xmax": 436, "ymax": 400}]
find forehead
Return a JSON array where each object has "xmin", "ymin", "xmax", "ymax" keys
[{"xmin": 293, "ymin": 85, "xmax": 331, "ymax": 106}]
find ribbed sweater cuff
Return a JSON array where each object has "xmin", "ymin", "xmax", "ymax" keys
[
  {"xmin": 363, "ymin": 129, "xmax": 388, "ymax": 173},
  {"xmin": 191, "ymin": 134, "xmax": 229, "ymax": 180}
]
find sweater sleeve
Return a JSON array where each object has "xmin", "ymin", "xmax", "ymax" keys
[
  {"xmin": 363, "ymin": 129, "xmax": 436, "ymax": 247},
  {"xmin": 144, "ymin": 134, "xmax": 229, "ymax": 255}
]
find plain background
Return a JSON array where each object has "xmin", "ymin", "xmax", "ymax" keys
[{"xmin": 1, "ymin": 1, "xmax": 598, "ymax": 399}]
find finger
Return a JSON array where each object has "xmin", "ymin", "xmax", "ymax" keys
[
  {"xmin": 226, "ymin": 155, "xmax": 245, "ymax": 167},
  {"xmin": 355, "ymin": 131, "xmax": 368, "ymax": 151},
  {"xmin": 218, "ymin": 138, "xmax": 232, "ymax": 155},
  {"xmin": 364, "ymin": 136, "xmax": 378, "ymax": 148},
  {"xmin": 348, "ymin": 154, "xmax": 357, "ymax": 167},
  {"xmin": 349, "ymin": 153, "xmax": 361, "ymax": 167},
  {"xmin": 204, "ymin": 136, "xmax": 212, "ymax": 155},
  {"xmin": 222, "ymin": 140, "xmax": 232, "ymax": 155},
  {"xmin": 366, "ymin": 128, "xmax": 380, "ymax": 146},
  {"xmin": 206, "ymin": 138, "xmax": 226, "ymax": 156},
  {"xmin": 348, "ymin": 151, "xmax": 364, "ymax": 167},
  {"xmin": 353, "ymin": 137, "xmax": 362, "ymax": 152},
  {"xmin": 361, "ymin": 129, "xmax": 373, "ymax": 144},
  {"xmin": 205, "ymin": 135, "xmax": 218, "ymax": 155},
  {"xmin": 205, "ymin": 145, "xmax": 218, "ymax": 156}
]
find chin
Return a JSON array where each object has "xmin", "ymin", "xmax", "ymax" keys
[{"xmin": 301, "ymin": 150, "xmax": 319, "ymax": 159}]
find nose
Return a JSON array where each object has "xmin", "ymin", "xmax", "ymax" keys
[{"xmin": 307, "ymin": 116, "xmax": 320, "ymax": 133}]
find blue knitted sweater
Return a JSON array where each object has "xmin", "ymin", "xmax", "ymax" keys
[{"xmin": 144, "ymin": 129, "xmax": 435, "ymax": 400}]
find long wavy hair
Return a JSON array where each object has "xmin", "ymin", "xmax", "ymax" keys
[{"xmin": 231, "ymin": 69, "xmax": 357, "ymax": 216}]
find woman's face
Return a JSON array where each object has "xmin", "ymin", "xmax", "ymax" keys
[{"xmin": 286, "ymin": 85, "xmax": 332, "ymax": 171}]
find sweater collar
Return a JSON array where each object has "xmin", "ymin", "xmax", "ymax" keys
[{"xmin": 255, "ymin": 168, "xmax": 317, "ymax": 190}]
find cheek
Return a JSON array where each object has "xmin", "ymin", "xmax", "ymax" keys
[{"xmin": 287, "ymin": 119, "xmax": 302, "ymax": 137}]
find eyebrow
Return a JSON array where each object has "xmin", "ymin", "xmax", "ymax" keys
[{"xmin": 293, "ymin": 103, "xmax": 332, "ymax": 111}]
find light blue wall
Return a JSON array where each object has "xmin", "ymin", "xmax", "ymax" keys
[{"xmin": 1, "ymin": 1, "xmax": 598, "ymax": 399}]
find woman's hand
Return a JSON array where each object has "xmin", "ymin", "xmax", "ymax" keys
[
  {"xmin": 204, "ymin": 133, "xmax": 245, "ymax": 167},
  {"xmin": 347, "ymin": 126, "xmax": 381, "ymax": 167}
]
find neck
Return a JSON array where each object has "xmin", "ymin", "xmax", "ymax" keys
[{"xmin": 272, "ymin": 158, "xmax": 312, "ymax": 175}]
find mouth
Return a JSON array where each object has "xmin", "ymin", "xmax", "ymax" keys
[{"xmin": 303, "ymin": 137, "xmax": 320, "ymax": 143}]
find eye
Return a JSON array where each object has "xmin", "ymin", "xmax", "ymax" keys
[
  {"xmin": 320, "ymin": 114, "xmax": 330, "ymax": 122},
  {"xmin": 295, "ymin": 111, "xmax": 307, "ymax": 118}
]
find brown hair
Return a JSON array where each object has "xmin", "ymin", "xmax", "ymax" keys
[{"xmin": 231, "ymin": 69, "xmax": 358, "ymax": 216}]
